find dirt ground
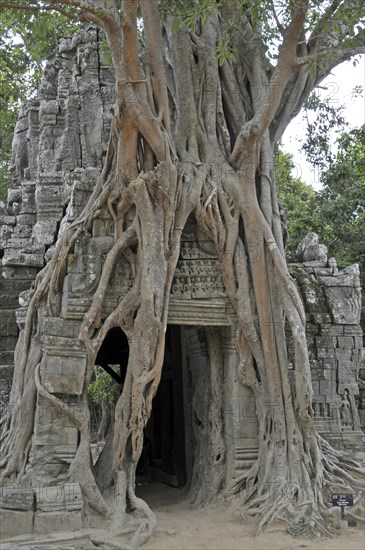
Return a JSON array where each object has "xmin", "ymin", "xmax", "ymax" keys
[
  {"xmin": 1, "ymin": 482, "xmax": 364, "ymax": 550},
  {"xmin": 138, "ymin": 483, "xmax": 365, "ymax": 550}
]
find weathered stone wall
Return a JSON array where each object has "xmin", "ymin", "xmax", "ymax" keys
[
  {"xmin": 0, "ymin": 25, "xmax": 115, "ymax": 414},
  {"xmin": 290, "ymin": 233, "xmax": 364, "ymax": 446}
]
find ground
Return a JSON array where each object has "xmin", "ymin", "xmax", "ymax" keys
[{"xmin": 1, "ymin": 483, "xmax": 364, "ymax": 550}]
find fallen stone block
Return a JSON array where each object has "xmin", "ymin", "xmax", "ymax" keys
[
  {"xmin": 0, "ymin": 509, "xmax": 34, "ymax": 537},
  {"xmin": 34, "ymin": 510, "xmax": 83, "ymax": 534}
]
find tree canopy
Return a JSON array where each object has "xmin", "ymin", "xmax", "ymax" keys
[
  {"xmin": 313, "ymin": 124, "xmax": 365, "ymax": 267},
  {"xmin": 276, "ymin": 122, "xmax": 365, "ymax": 269},
  {"xmin": 275, "ymin": 148, "xmax": 316, "ymax": 252},
  {"xmin": 0, "ymin": 1, "xmax": 365, "ymax": 546}
]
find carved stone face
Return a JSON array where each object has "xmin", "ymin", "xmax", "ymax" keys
[{"xmin": 305, "ymin": 287, "xmax": 317, "ymax": 305}]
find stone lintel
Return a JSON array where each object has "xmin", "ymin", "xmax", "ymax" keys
[
  {"xmin": 2, "ymin": 252, "xmax": 44, "ymax": 269},
  {"xmin": 42, "ymin": 317, "xmax": 81, "ymax": 339},
  {"xmin": 168, "ymin": 299, "xmax": 233, "ymax": 326}
]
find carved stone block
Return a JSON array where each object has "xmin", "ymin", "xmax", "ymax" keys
[
  {"xmin": 42, "ymin": 317, "xmax": 81, "ymax": 339},
  {"xmin": 316, "ymin": 335, "xmax": 337, "ymax": 348},
  {"xmin": 337, "ymin": 336, "xmax": 355, "ymax": 349},
  {"xmin": 35, "ymin": 482, "xmax": 82, "ymax": 512},
  {"xmin": 0, "ymin": 509, "xmax": 34, "ymax": 536},
  {"xmin": 317, "ymin": 348, "xmax": 335, "ymax": 359},
  {"xmin": 40, "ymin": 352, "xmax": 87, "ymax": 395},
  {"xmin": 0, "ymin": 485, "xmax": 34, "ymax": 511},
  {"xmin": 335, "ymin": 348, "xmax": 352, "ymax": 361},
  {"xmin": 34, "ymin": 511, "xmax": 82, "ymax": 534}
]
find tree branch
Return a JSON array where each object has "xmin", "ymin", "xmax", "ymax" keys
[
  {"xmin": 120, "ymin": 0, "xmax": 140, "ymax": 80},
  {"xmin": 0, "ymin": 0, "xmax": 104, "ymax": 23},
  {"xmin": 294, "ymin": 46, "xmax": 365, "ymax": 67},
  {"xmin": 140, "ymin": 0, "xmax": 172, "ymax": 137},
  {"xmin": 49, "ymin": 0, "xmax": 115, "ymax": 23},
  {"xmin": 272, "ymin": 9, "xmax": 365, "ymax": 144},
  {"xmin": 270, "ymin": 0, "xmax": 285, "ymax": 36},
  {"xmin": 48, "ymin": 0, "xmax": 101, "ymax": 13},
  {"xmin": 307, "ymin": 0, "xmax": 342, "ymax": 48},
  {"xmin": 230, "ymin": 0, "xmax": 310, "ymax": 161},
  {"xmin": 254, "ymin": 0, "xmax": 309, "ymax": 134},
  {"xmin": 308, "ymin": 1, "xmax": 365, "ymax": 80},
  {"xmin": 0, "ymin": 1, "xmax": 78, "ymax": 20}
]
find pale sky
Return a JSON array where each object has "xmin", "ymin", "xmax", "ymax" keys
[{"xmin": 282, "ymin": 56, "xmax": 365, "ymax": 189}]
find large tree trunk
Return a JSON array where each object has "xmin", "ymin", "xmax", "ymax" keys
[{"xmin": 1, "ymin": 0, "xmax": 364, "ymax": 546}]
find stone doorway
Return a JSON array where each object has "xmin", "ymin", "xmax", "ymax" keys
[
  {"xmin": 137, "ymin": 325, "xmax": 187, "ymax": 489},
  {"xmin": 91, "ymin": 325, "xmax": 187, "ymax": 489},
  {"xmin": 89, "ymin": 327, "xmax": 129, "ymax": 446}
]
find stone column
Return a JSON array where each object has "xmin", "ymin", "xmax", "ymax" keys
[
  {"xmin": 181, "ymin": 326, "xmax": 209, "ymax": 487},
  {"xmin": 28, "ymin": 318, "xmax": 87, "ymax": 487},
  {"xmin": 222, "ymin": 324, "xmax": 259, "ymax": 485}
]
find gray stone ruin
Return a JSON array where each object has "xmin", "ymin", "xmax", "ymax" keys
[
  {"xmin": 291, "ymin": 233, "xmax": 364, "ymax": 443},
  {"xmin": 0, "ymin": 26, "xmax": 364, "ymax": 538}
]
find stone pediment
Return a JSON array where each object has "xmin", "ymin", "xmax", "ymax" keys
[{"xmin": 60, "ymin": 233, "xmax": 233, "ymax": 326}]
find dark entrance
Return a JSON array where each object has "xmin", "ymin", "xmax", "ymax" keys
[
  {"xmin": 95, "ymin": 326, "xmax": 129, "ymax": 383},
  {"xmin": 91, "ymin": 327, "xmax": 129, "ymax": 443},
  {"xmin": 141, "ymin": 325, "xmax": 186, "ymax": 487},
  {"xmin": 95, "ymin": 325, "xmax": 186, "ymax": 488}
]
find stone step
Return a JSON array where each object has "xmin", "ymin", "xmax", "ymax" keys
[
  {"xmin": 233, "ymin": 447, "xmax": 259, "ymax": 476},
  {"xmin": 234, "ymin": 447, "xmax": 259, "ymax": 460},
  {"xmin": 0, "ymin": 530, "xmax": 94, "ymax": 549},
  {"xmin": 234, "ymin": 460, "xmax": 255, "ymax": 472}
]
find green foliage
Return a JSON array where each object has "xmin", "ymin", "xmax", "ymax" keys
[
  {"xmin": 0, "ymin": 42, "xmax": 27, "ymax": 200},
  {"xmin": 277, "ymin": 124, "xmax": 365, "ymax": 282},
  {"xmin": 301, "ymin": 91, "xmax": 349, "ymax": 171},
  {"xmin": 302, "ymin": 86, "xmax": 363, "ymax": 170},
  {"xmin": 306, "ymin": 0, "xmax": 365, "ymax": 36},
  {"xmin": 300, "ymin": 85, "xmax": 364, "ymax": 271},
  {"xmin": 312, "ymin": 125, "xmax": 365, "ymax": 270},
  {"xmin": 163, "ymin": 0, "xmax": 365, "ymax": 67},
  {"xmin": 0, "ymin": 8, "xmax": 79, "ymax": 201},
  {"xmin": 275, "ymin": 149, "xmax": 316, "ymax": 254},
  {"xmin": 163, "ymin": 0, "xmax": 282, "ymax": 63},
  {"xmin": 163, "ymin": 0, "xmax": 218, "ymax": 32},
  {"xmin": 88, "ymin": 365, "xmax": 121, "ymax": 405},
  {"xmin": 216, "ymin": 26, "xmax": 236, "ymax": 66}
]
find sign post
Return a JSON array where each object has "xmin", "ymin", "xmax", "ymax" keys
[{"xmin": 331, "ymin": 493, "xmax": 353, "ymax": 521}]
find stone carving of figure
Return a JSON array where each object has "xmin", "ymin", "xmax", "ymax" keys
[
  {"xmin": 181, "ymin": 261, "xmax": 189, "ymax": 275},
  {"xmin": 182, "ymin": 242, "xmax": 190, "ymax": 258},
  {"xmin": 313, "ymin": 402, "xmax": 320, "ymax": 417},
  {"xmin": 340, "ymin": 389, "xmax": 353, "ymax": 430},
  {"xmin": 191, "ymin": 243, "xmax": 199, "ymax": 258},
  {"xmin": 328, "ymin": 257, "xmax": 338, "ymax": 275}
]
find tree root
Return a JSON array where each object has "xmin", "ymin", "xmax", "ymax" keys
[
  {"xmin": 34, "ymin": 364, "xmax": 112, "ymax": 517},
  {"xmin": 226, "ymin": 434, "xmax": 364, "ymax": 538},
  {"xmin": 127, "ymin": 492, "xmax": 157, "ymax": 550}
]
